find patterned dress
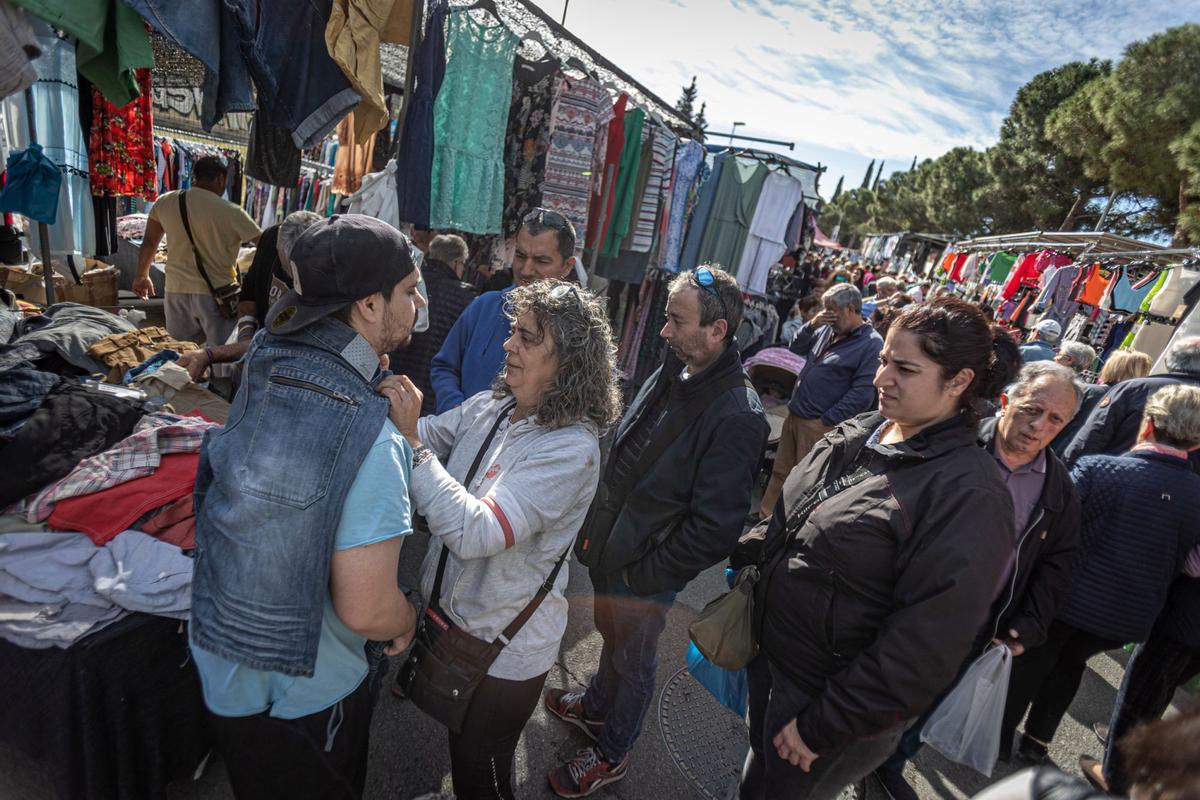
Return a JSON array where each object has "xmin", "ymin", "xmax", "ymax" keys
[
  {"xmin": 540, "ymin": 73, "xmax": 612, "ymax": 256},
  {"xmin": 501, "ymin": 53, "xmax": 560, "ymax": 237}
]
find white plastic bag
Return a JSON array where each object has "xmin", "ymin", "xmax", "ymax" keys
[{"xmin": 920, "ymin": 644, "xmax": 1012, "ymax": 777}]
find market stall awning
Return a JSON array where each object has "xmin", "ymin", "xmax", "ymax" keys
[{"xmin": 813, "ymin": 227, "xmax": 841, "ymax": 249}]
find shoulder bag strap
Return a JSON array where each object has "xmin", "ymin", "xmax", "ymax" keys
[
  {"xmin": 608, "ymin": 371, "xmax": 753, "ymax": 502},
  {"xmin": 496, "ymin": 545, "xmax": 570, "ymax": 646},
  {"xmin": 178, "ymin": 190, "xmax": 222, "ymax": 299},
  {"xmin": 429, "ymin": 401, "xmax": 517, "ymax": 606}
]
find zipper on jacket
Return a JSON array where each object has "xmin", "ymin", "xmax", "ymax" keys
[
  {"xmin": 990, "ymin": 507, "xmax": 1044, "ymax": 643},
  {"xmin": 269, "ymin": 375, "xmax": 357, "ymax": 406}
]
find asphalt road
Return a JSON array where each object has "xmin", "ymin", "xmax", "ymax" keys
[{"xmin": 0, "ymin": 526, "xmax": 1192, "ymax": 800}]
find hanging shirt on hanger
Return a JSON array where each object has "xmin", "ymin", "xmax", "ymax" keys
[
  {"xmin": 695, "ymin": 156, "xmax": 769, "ymax": 273},
  {"xmin": 586, "ymin": 93, "xmax": 627, "ymax": 250},
  {"xmin": 660, "ymin": 139, "xmax": 705, "ymax": 274},
  {"xmin": 736, "ymin": 169, "xmax": 804, "ymax": 295}
]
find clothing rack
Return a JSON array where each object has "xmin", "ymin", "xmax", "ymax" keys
[
  {"xmin": 447, "ymin": 0, "xmax": 694, "ymax": 132},
  {"xmin": 153, "ymin": 124, "xmax": 247, "ymax": 154},
  {"xmin": 301, "ymin": 158, "xmax": 334, "ymax": 177}
]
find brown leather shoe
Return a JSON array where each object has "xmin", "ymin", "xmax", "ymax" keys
[{"xmin": 1079, "ymin": 755, "xmax": 1109, "ymax": 792}]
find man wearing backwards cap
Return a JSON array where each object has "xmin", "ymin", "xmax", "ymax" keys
[{"xmin": 189, "ymin": 214, "xmax": 426, "ymax": 798}]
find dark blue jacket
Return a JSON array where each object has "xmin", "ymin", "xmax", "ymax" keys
[
  {"xmin": 430, "ymin": 286, "xmax": 513, "ymax": 413},
  {"xmin": 1057, "ymin": 450, "xmax": 1200, "ymax": 643},
  {"xmin": 788, "ymin": 323, "xmax": 883, "ymax": 426},
  {"xmin": 1063, "ymin": 373, "xmax": 1200, "ymax": 472}
]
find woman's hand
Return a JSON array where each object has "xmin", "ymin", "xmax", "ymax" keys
[
  {"xmin": 773, "ymin": 719, "xmax": 819, "ymax": 771},
  {"xmin": 378, "ymin": 374, "xmax": 423, "ymax": 446}
]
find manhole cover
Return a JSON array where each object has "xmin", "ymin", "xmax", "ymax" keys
[
  {"xmin": 658, "ymin": 667, "xmax": 867, "ymax": 800},
  {"xmin": 659, "ymin": 666, "xmax": 748, "ymax": 800}
]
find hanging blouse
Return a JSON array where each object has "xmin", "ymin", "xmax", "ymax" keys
[
  {"xmin": 501, "ymin": 53, "xmax": 560, "ymax": 237},
  {"xmin": 695, "ymin": 157, "xmax": 769, "ymax": 273},
  {"xmin": 986, "ymin": 251, "xmax": 1017, "ymax": 283},
  {"xmin": 539, "ymin": 72, "xmax": 613, "ymax": 256},
  {"xmin": 628, "ymin": 122, "xmax": 675, "ymax": 254},
  {"xmin": 1075, "ymin": 263, "xmax": 1114, "ymax": 307},
  {"xmin": 1107, "ymin": 265, "xmax": 1160, "ymax": 313},
  {"xmin": 430, "ymin": 9, "xmax": 518, "ymax": 234},
  {"xmin": 598, "ymin": 107, "xmax": 645, "ymax": 258}
]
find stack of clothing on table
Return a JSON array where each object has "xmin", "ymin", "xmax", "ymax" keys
[
  {"xmin": 0, "ymin": 412, "xmax": 220, "ymax": 648},
  {"xmin": 0, "ymin": 297, "xmax": 229, "ymax": 651}
]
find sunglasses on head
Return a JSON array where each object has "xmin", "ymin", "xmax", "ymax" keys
[
  {"xmin": 694, "ymin": 266, "xmax": 729, "ymax": 323},
  {"xmin": 523, "ymin": 208, "xmax": 570, "ymax": 232},
  {"xmin": 549, "ymin": 282, "xmax": 583, "ymax": 304}
]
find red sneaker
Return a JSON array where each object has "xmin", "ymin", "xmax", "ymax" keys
[
  {"xmin": 548, "ymin": 747, "xmax": 628, "ymax": 798},
  {"xmin": 544, "ymin": 688, "xmax": 604, "ymax": 741}
]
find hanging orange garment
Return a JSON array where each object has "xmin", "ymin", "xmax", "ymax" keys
[
  {"xmin": 331, "ymin": 113, "xmax": 377, "ymax": 194},
  {"xmin": 1077, "ymin": 263, "xmax": 1114, "ymax": 307}
]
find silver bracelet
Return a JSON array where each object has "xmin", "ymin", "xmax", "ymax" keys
[{"xmin": 411, "ymin": 445, "xmax": 436, "ymax": 468}]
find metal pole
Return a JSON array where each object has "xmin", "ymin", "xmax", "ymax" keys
[
  {"xmin": 1094, "ymin": 190, "xmax": 1119, "ymax": 232},
  {"xmin": 22, "ymin": 87, "xmax": 55, "ymax": 305},
  {"xmin": 700, "ymin": 130, "xmax": 795, "ymax": 150},
  {"xmin": 560, "ymin": 0, "xmax": 569, "ymax": 24}
]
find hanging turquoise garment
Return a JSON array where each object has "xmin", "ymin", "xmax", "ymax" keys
[{"xmin": 429, "ymin": 10, "xmax": 518, "ymax": 234}]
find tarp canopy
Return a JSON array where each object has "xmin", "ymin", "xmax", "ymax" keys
[{"xmin": 813, "ymin": 227, "xmax": 842, "ymax": 249}]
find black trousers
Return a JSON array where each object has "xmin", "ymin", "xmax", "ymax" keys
[
  {"xmin": 448, "ymin": 670, "xmax": 549, "ymax": 800},
  {"xmin": 208, "ymin": 677, "xmax": 374, "ymax": 800},
  {"xmin": 1000, "ymin": 619, "xmax": 1124, "ymax": 756},
  {"xmin": 740, "ymin": 656, "xmax": 902, "ymax": 800},
  {"xmin": 1103, "ymin": 626, "xmax": 1200, "ymax": 792}
]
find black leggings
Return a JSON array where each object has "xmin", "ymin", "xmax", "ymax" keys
[{"xmin": 448, "ymin": 670, "xmax": 549, "ymax": 800}]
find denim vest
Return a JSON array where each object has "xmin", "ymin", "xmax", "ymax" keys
[{"xmin": 190, "ymin": 318, "xmax": 389, "ymax": 677}]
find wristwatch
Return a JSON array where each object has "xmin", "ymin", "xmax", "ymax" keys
[{"xmin": 411, "ymin": 445, "xmax": 437, "ymax": 468}]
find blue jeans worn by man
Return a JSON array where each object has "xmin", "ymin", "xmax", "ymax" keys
[{"xmin": 583, "ymin": 568, "xmax": 676, "ymax": 764}]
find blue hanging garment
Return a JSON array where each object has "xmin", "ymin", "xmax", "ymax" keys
[{"xmin": 0, "ymin": 143, "xmax": 61, "ymax": 224}]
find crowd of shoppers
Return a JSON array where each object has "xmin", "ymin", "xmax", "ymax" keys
[{"xmin": 185, "ymin": 225, "xmax": 1200, "ymax": 800}]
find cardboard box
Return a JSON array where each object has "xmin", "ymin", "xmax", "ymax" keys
[{"xmin": 0, "ymin": 265, "xmax": 65, "ymax": 305}]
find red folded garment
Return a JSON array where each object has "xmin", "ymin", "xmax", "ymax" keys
[
  {"xmin": 140, "ymin": 494, "xmax": 196, "ymax": 550},
  {"xmin": 48, "ymin": 453, "xmax": 200, "ymax": 546}
]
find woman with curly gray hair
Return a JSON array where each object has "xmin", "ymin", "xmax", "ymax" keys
[{"xmin": 378, "ymin": 279, "xmax": 621, "ymax": 800}]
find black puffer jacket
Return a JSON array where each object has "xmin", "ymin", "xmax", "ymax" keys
[
  {"xmin": 587, "ymin": 344, "xmax": 769, "ymax": 595},
  {"xmin": 757, "ymin": 412, "xmax": 1015, "ymax": 754},
  {"xmin": 979, "ymin": 418, "xmax": 1082, "ymax": 650}
]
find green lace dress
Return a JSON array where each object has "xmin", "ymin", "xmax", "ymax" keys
[{"xmin": 429, "ymin": 10, "xmax": 518, "ymax": 234}]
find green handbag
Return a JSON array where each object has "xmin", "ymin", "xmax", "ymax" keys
[{"xmin": 688, "ymin": 564, "xmax": 761, "ymax": 670}]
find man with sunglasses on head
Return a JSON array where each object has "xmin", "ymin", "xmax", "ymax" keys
[
  {"xmin": 546, "ymin": 265, "xmax": 769, "ymax": 797},
  {"xmin": 757, "ymin": 282, "xmax": 883, "ymax": 520},
  {"xmin": 429, "ymin": 208, "xmax": 577, "ymax": 413}
]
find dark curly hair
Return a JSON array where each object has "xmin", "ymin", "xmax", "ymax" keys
[{"xmin": 491, "ymin": 280, "xmax": 622, "ymax": 430}]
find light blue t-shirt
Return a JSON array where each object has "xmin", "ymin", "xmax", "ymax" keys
[{"xmin": 191, "ymin": 420, "xmax": 413, "ymax": 719}]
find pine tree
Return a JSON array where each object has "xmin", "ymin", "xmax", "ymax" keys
[
  {"xmin": 831, "ymin": 175, "xmax": 844, "ymax": 202},
  {"xmin": 860, "ymin": 159, "xmax": 875, "ymax": 189},
  {"xmin": 695, "ymin": 102, "xmax": 708, "ymax": 135},
  {"xmin": 873, "ymin": 160, "xmax": 886, "ymax": 190},
  {"xmin": 675, "ymin": 76, "xmax": 699, "ymax": 121}
]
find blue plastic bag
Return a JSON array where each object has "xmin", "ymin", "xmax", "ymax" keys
[
  {"xmin": 0, "ymin": 143, "xmax": 61, "ymax": 224},
  {"xmin": 687, "ymin": 641, "xmax": 748, "ymax": 717}
]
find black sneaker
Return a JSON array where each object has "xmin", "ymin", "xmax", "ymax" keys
[{"xmin": 873, "ymin": 764, "xmax": 919, "ymax": 800}]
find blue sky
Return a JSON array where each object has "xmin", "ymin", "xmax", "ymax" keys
[{"xmin": 531, "ymin": 0, "xmax": 1200, "ymax": 202}]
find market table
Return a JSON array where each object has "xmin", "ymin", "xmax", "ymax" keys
[{"xmin": 0, "ymin": 613, "xmax": 211, "ymax": 800}]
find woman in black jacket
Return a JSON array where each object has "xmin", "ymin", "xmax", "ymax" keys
[{"xmin": 740, "ymin": 297, "xmax": 1022, "ymax": 800}]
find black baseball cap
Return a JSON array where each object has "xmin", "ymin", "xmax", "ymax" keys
[{"xmin": 267, "ymin": 214, "xmax": 416, "ymax": 335}]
